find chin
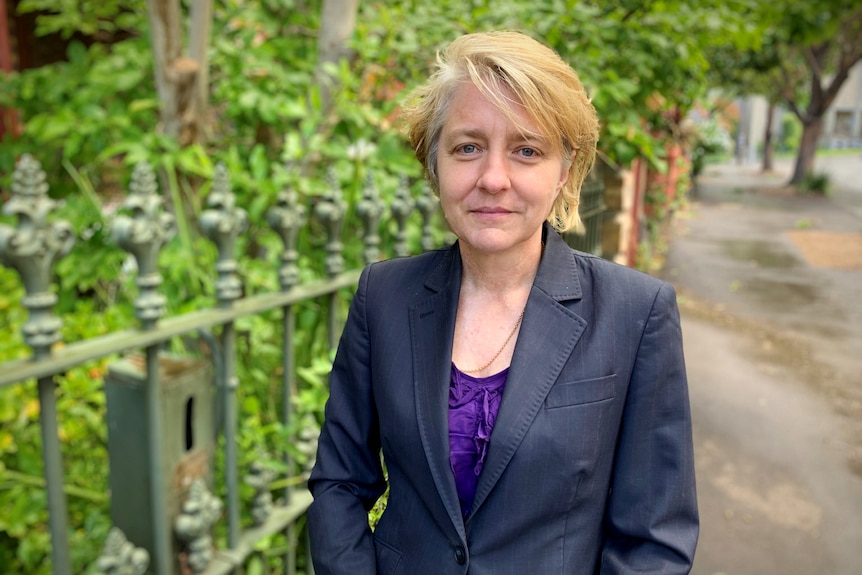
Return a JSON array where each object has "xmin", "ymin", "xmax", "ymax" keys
[{"xmin": 459, "ymin": 231, "xmax": 522, "ymax": 254}]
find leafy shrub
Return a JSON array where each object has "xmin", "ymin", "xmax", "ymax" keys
[
  {"xmin": 798, "ymin": 170, "xmax": 831, "ymax": 195},
  {"xmin": 689, "ymin": 116, "xmax": 732, "ymax": 177}
]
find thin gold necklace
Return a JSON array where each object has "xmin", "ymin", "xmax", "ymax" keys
[{"xmin": 462, "ymin": 309, "xmax": 525, "ymax": 374}]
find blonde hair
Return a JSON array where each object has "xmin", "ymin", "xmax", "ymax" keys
[{"xmin": 401, "ymin": 31, "xmax": 599, "ymax": 233}]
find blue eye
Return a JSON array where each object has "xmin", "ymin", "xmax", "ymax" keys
[
  {"xmin": 460, "ymin": 144, "xmax": 477, "ymax": 154},
  {"xmin": 519, "ymin": 148, "xmax": 536, "ymax": 157}
]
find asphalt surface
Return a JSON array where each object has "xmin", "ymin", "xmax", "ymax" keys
[{"xmin": 662, "ymin": 155, "xmax": 862, "ymax": 575}]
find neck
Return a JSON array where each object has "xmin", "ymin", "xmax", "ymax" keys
[{"xmin": 459, "ymin": 236, "xmax": 543, "ymax": 295}]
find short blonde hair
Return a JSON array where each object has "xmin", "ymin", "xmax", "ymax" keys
[{"xmin": 401, "ymin": 31, "xmax": 599, "ymax": 233}]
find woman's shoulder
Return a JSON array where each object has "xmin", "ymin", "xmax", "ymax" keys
[
  {"xmin": 571, "ymin": 248, "xmax": 674, "ymax": 298},
  {"xmin": 370, "ymin": 245, "xmax": 450, "ymax": 272},
  {"xmin": 364, "ymin": 245, "xmax": 454, "ymax": 289}
]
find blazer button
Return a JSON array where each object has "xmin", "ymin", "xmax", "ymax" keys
[{"xmin": 453, "ymin": 545, "xmax": 466, "ymax": 565}]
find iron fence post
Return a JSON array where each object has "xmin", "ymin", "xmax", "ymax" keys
[
  {"xmin": 113, "ymin": 161, "xmax": 176, "ymax": 574},
  {"xmin": 0, "ymin": 154, "xmax": 74, "ymax": 575},
  {"xmin": 390, "ymin": 176, "xmax": 414, "ymax": 259},
  {"xmin": 415, "ymin": 187, "xmax": 437, "ymax": 253},
  {"xmin": 315, "ymin": 169, "xmax": 346, "ymax": 350},
  {"xmin": 356, "ymin": 171, "xmax": 385, "ymax": 265},
  {"xmin": 268, "ymin": 186, "xmax": 305, "ymax": 574},
  {"xmin": 201, "ymin": 164, "xmax": 248, "ymax": 559}
]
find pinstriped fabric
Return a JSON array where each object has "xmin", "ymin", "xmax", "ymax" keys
[{"xmin": 308, "ymin": 223, "xmax": 698, "ymax": 575}]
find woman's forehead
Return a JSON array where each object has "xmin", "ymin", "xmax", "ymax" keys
[{"xmin": 443, "ymin": 83, "xmax": 547, "ymax": 141}]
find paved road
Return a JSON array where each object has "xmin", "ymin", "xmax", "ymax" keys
[{"xmin": 662, "ymin": 154, "xmax": 862, "ymax": 574}]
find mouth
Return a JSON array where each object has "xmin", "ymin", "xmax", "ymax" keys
[{"xmin": 471, "ymin": 207, "xmax": 512, "ymax": 214}]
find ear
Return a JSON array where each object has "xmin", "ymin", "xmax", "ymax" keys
[{"xmin": 557, "ymin": 159, "xmax": 570, "ymax": 192}]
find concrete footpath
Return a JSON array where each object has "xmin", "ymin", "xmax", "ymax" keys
[{"xmin": 662, "ymin": 155, "xmax": 862, "ymax": 574}]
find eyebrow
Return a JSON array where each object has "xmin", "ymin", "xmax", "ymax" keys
[
  {"xmin": 442, "ymin": 128, "xmax": 549, "ymax": 147},
  {"xmin": 442, "ymin": 128, "xmax": 485, "ymax": 145}
]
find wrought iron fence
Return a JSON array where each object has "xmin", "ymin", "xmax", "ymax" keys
[
  {"xmin": 563, "ymin": 166, "xmax": 605, "ymax": 256},
  {"xmin": 0, "ymin": 153, "xmax": 605, "ymax": 575},
  {"xmin": 0, "ymin": 154, "xmax": 441, "ymax": 575}
]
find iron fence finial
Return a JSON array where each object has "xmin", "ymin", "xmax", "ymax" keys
[
  {"xmin": 267, "ymin": 187, "xmax": 306, "ymax": 291},
  {"xmin": 314, "ymin": 168, "xmax": 346, "ymax": 277},
  {"xmin": 201, "ymin": 164, "xmax": 248, "ymax": 306},
  {"xmin": 112, "ymin": 162, "xmax": 176, "ymax": 329},
  {"xmin": 0, "ymin": 154, "xmax": 74, "ymax": 357},
  {"xmin": 356, "ymin": 170, "xmax": 385, "ymax": 264}
]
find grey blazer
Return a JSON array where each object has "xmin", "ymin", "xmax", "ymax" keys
[{"xmin": 308, "ymin": 224, "xmax": 698, "ymax": 574}]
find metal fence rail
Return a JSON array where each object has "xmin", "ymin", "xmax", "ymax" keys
[{"xmin": 0, "ymin": 155, "xmax": 441, "ymax": 575}]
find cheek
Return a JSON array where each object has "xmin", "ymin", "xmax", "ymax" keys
[
  {"xmin": 437, "ymin": 186, "xmax": 455, "ymax": 220},
  {"xmin": 438, "ymin": 165, "xmax": 469, "ymax": 203}
]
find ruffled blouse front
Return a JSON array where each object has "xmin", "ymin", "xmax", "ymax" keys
[{"xmin": 448, "ymin": 363, "xmax": 509, "ymax": 517}]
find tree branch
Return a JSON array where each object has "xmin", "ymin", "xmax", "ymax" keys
[
  {"xmin": 836, "ymin": 7, "xmax": 862, "ymax": 69},
  {"xmin": 620, "ymin": 5, "xmax": 645, "ymax": 23},
  {"xmin": 801, "ymin": 44, "xmax": 825, "ymax": 84},
  {"xmin": 777, "ymin": 52, "xmax": 806, "ymax": 122},
  {"xmin": 818, "ymin": 7, "xmax": 862, "ymax": 113}
]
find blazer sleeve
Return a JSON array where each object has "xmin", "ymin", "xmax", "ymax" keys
[
  {"xmin": 600, "ymin": 282, "xmax": 699, "ymax": 574},
  {"xmin": 307, "ymin": 265, "xmax": 387, "ymax": 575}
]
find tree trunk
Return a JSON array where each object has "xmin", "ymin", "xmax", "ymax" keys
[
  {"xmin": 188, "ymin": 0, "xmax": 213, "ymax": 143},
  {"xmin": 316, "ymin": 0, "xmax": 360, "ymax": 112},
  {"xmin": 147, "ymin": 0, "xmax": 185, "ymax": 139},
  {"xmin": 790, "ymin": 117, "xmax": 822, "ymax": 184},
  {"xmin": 761, "ymin": 101, "xmax": 775, "ymax": 172},
  {"xmin": 147, "ymin": 0, "xmax": 212, "ymax": 145}
]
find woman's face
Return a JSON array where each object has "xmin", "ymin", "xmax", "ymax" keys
[{"xmin": 437, "ymin": 82, "xmax": 568, "ymax": 258}]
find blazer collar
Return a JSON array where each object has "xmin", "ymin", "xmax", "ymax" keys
[
  {"xmin": 411, "ymin": 248, "xmax": 464, "ymax": 537},
  {"xmin": 423, "ymin": 222, "xmax": 583, "ymax": 300},
  {"xmin": 533, "ymin": 222, "xmax": 583, "ymax": 302}
]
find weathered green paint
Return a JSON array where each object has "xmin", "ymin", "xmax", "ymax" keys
[
  {"xmin": 201, "ymin": 165, "xmax": 247, "ymax": 561},
  {"xmin": 357, "ymin": 171, "xmax": 385, "ymax": 264},
  {"xmin": 0, "ymin": 271, "xmax": 363, "ymax": 388},
  {"xmin": 0, "ymin": 155, "xmax": 75, "ymax": 575},
  {"xmin": 267, "ymin": 188, "xmax": 304, "ymax": 572},
  {"xmin": 175, "ymin": 479, "xmax": 222, "ymax": 572},
  {"xmin": 112, "ymin": 162, "xmax": 176, "ymax": 328},
  {"xmin": 105, "ymin": 355, "xmax": 215, "ymax": 574},
  {"xmin": 111, "ymin": 161, "xmax": 179, "ymax": 575},
  {"xmin": 390, "ymin": 176, "xmax": 414, "ymax": 259},
  {"xmin": 94, "ymin": 527, "xmax": 150, "ymax": 575}
]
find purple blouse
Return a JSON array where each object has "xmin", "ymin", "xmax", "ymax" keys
[{"xmin": 448, "ymin": 363, "xmax": 509, "ymax": 517}]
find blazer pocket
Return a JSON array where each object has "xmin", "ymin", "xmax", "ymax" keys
[
  {"xmin": 374, "ymin": 536, "xmax": 403, "ymax": 575},
  {"xmin": 545, "ymin": 374, "xmax": 616, "ymax": 409}
]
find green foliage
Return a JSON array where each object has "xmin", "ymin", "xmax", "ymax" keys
[
  {"xmin": 706, "ymin": 0, "xmax": 862, "ymax": 181},
  {"xmin": 778, "ymin": 113, "xmax": 803, "ymax": 153},
  {"xmin": 17, "ymin": 0, "xmax": 146, "ymax": 39},
  {"xmin": 0, "ymin": 37, "xmax": 156, "ymax": 195},
  {"xmin": 0, "ymin": 263, "xmax": 118, "ymax": 572},
  {"xmin": 689, "ymin": 116, "xmax": 732, "ymax": 176},
  {"xmin": 797, "ymin": 170, "xmax": 831, "ymax": 195}
]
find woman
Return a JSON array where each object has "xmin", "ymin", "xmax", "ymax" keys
[{"xmin": 307, "ymin": 31, "xmax": 698, "ymax": 574}]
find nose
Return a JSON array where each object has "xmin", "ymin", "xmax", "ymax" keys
[{"xmin": 476, "ymin": 150, "xmax": 510, "ymax": 194}]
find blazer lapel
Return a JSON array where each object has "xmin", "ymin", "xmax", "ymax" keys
[
  {"xmin": 410, "ymin": 246, "xmax": 466, "ymax": 538},
  {"xmin": 468, "ymin": 226, "xmax": 588, "ymax": 519}
]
